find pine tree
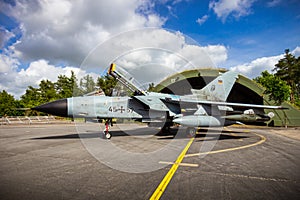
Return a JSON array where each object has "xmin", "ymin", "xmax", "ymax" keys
[{"xmin": 273, "ymin": 49, "xmax": 300, "ymax": 104}]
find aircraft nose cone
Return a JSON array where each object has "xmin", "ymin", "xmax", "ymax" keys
[{"xmin": 33, "ymin": 99, "xmax": 68, "ymax": 117}]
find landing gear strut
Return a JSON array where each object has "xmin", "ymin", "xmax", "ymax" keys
[{"xmin": 103, "ymin": 119, "xmax": 112, "ymax": 139}]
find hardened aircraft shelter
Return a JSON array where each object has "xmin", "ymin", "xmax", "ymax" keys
[{"xmin": 154, "ymin": 68, "xmax": 300, "ymax": 127}]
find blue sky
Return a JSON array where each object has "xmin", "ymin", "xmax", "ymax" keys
[
  {"xmin": 154, "ymin": 0, "xmax": 300, "ymax": 62},
  {"xmin": 0, "ymin": 0, "xmax": 300, "ymax": 98}
]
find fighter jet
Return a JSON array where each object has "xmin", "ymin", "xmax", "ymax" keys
[{"xmin": 33, "ymin": 63, "xmax": 286, "ymax": 139}]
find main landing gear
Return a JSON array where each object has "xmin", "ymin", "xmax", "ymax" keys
[{"xmin": 186, "ymin": 127, "xmax": 196, "ymax": 137}]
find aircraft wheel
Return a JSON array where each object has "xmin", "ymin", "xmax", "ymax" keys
[
  {"xmin": 186, "ymin": 127, "xmax": 196, "ymax": 137},
  {"xmin": 105, "ymin": 132, "xmax": 112, "ymax": 139}
]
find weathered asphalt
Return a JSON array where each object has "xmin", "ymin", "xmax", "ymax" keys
[{"xmin": 0, "ymin": 124, "xmax": 299, "ymax": 199}]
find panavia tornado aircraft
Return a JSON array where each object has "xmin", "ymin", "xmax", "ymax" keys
[{"xmin": 33, "ymin": 64, "xmax": 286, "ymax": 139}]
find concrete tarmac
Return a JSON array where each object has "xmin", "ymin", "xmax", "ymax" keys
[{"xmin": 0, "ymin": 123, "xmax": 299, "ymax": 199}]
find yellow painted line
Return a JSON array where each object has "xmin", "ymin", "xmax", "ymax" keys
[
  {"xmin": 185, "ymin": 132, "xmax": 266, "ymax": 158},
  {"xmin": 223, "ymin": 127, "xmax": 233, "ymax": 132},
  {"xmin": 230, "ymin": 133, "xmax": 238, "ymax": 136},
  {"xmin": 158, "ymin": 161, "xmax": 199, "ymax": 167},
  {"xmin": 150, "ymin": 137, "xmax": 195, "ymax": 200}
]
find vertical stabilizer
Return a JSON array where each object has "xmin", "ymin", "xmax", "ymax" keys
[{"xmin": 191, "ymin": 71, "xmax": 239, "ymax": 101}]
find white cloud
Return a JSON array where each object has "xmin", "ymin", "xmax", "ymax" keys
[
  {"xmin": 0, "ymin": 27, "xmax": 15, "ymax": 49},
  {"xmin": 79, "ymin": 28, "xmax": 228, "ymax": 85},
  {"xmin": 230, "ymin": 46, "xmax": 300, "ymax": 78},
  {"xmin": 209, "ymin": 0, "xmax": 256, "ymax": 22},
  {"xmin": 0, "ymin": 27, "xmax": 229, "ymax": 98},
  {"xmin": 18, "ymin": 60, "xmax": 73, "ymax": 86},
  {"xmin": 0, "ymin": 53, "xmax": 19, "ymax": 73},
  {"xmin": 201, "ymin": 45, "xmax": 228, "ymax": 65},
  {"xmin": 114, "ymin": 45, "xmax": 209, "ymax": 84},
  {"xmin": 230, "ymin": 55, "xmax": 283, "ymax": 78},
  {"xmin": 267, "ymin": 0, "xmax": 281, "ymax": 7},
  {"xmin": 0, "ymin": 0, "xmax": 166, "ymax": 98},
  {"xmin": 292, "ymin": 46, "xmax": 300, "ymax": 57},
  {"xmin": 0, "ymin": 58, "xmax": 97, "ymax": 99},
  {"xmin": 0, "ymin": 1, "xmax": 230, "ymax": 98},
  {"xmin": 1, "ymin": 0, "xmax": 165, "ymax": 65},
  {"xmin": 82, "ymin": 29, "xmax": 228, "ymax": 88},
  {"xmin": 196, "ymin": 15, "xmax": 209, "ymax": 25}
]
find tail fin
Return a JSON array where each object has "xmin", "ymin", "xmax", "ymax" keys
[{"xmin": 191, "ymin": 71, "xmax": 239, "ymax": 101}]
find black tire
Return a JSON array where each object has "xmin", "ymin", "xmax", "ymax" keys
[{"xmin": 186, "ymin": 127, "xmax": 196, "ymax": 137}]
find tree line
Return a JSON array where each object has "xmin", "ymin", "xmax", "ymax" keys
[
  {"xmin": 0, "ymin": 72, "xmax": 117, "ymax": 116},
  {"xmin": 254, "ymin": 49, "xmax": 300, "ymax": 107},
  {"xmin": 0, "ymin": 49, "xmax": 299, "ymax": 116}
]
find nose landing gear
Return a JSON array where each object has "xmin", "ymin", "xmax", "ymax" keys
[{"xmin": 102, "ymin": 119, "xmax": 112, "ymax": 139}]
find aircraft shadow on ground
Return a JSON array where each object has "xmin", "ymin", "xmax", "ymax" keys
[
  {"xmin": 32, "ymin": 133, "xmax": 95, "ymax": 140},
  {"xmin": 31, "ymin": 131, "xmax": 129, "ymax": 140},
  {"xmin": 31, "ymin": 127, "xmax": 249, "ymax": 140},
  {"xmin": 157, "ymin": 134, "xmax": 249, "ymax": 141},
  {"xmin": 193, "ymin": 128, "xmax": 249, "ymax": 141},
  {"xmin": 194, "ymin": 133, "xmax": 249, "ymax": 141},
  {"xmin": 31, "ymin": 127, "xmax": 162, "ymax": 140},
  {"xmin": 198, "ymin": 128, "xmax": 245, "ymax": 134},
  {"xmin": 157, "ymin": 128, "xmax": 249, "ymax": 140}
]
